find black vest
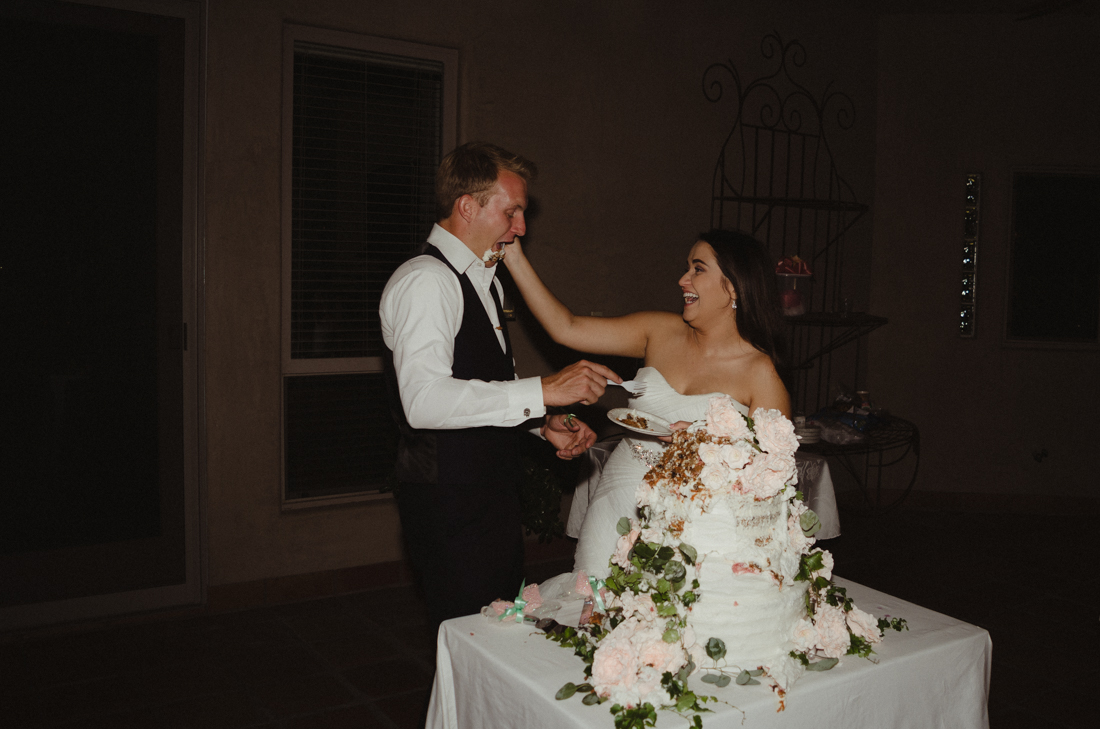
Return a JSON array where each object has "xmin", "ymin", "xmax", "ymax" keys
[{"xmin": 384, "ymin": 246, "xmax": 523, "ymax": 485}]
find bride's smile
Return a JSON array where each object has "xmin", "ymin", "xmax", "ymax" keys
[{"xmin": 678, "ymin": 241, "xmax": 736, "ymax": 322}]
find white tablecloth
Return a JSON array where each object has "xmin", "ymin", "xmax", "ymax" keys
[
  {"xmin": 567, "ymin": 441, "xmax": 841, "ymax": 540},
  {"xmin": 427, "ymin": 578, "xmax": 991, "ymax": 729}
]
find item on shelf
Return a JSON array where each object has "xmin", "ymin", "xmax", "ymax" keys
[
  {"xmin": 776, "ymin": 256, "xmax": 813, "ymax": 317},
  {"xmin": 795, "ymin": 422, "xmax": 821, "ymax": 444},
  {"xmin": 812, "ymin": 416, "xmax": 864, "ymax": 445}
]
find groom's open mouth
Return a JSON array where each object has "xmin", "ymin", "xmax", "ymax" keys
[{"xmin": 483, "ymin": 241, "xmax": 508, "ymax": 263}]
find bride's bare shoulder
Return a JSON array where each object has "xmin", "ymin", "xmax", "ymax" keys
[{"xmin": 743, "ymin": 350, "xmax": 790, "ymax": 415}]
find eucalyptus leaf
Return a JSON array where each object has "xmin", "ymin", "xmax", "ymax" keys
[
  {"xmin": 616, "ymin": 517, "xmax": 631, "ymax": 536},
  {"xmin": 800, "ymin": 509, "xmax": 822, "ymax": 537},
  {"xmin": 715, "ymin": 674, "xmax": 732, "ymax": 687},
  {"xmin": 705, "ymin": 637, "xmax": 727, "ymax": 660},
  {"xmin": 582, "ymin": 692, "xmax": 601, "ymax": 706},
  {"xmin": 657, "ymin": 603, "xmax": 678, "ymax": 617},
  {"xmin": 806, "ymin": 657, "xmax": 840, "ymax": 672},
  {"xmin": 747, "ymin": 668, "xmax": 764, "ymax": 677},
  {"xmin": 676, "ymin": 658, "xmax": 696, "ymax": 683},
  {"xmin": 678, "ymin": 542, "xmax": 697, "ymax": 565},
  {"xmin": 701, "ymin": 673, "xmax": 720, "ymax": 684},
  {"xmin": 662, "ymin": 628, "xmax": 680, "ymax": 643},
  {"xmin": 735, "ymin": 670, "xmax": 753, "ymax": 685},
  {"xmin": 576, "ymin": 683, "xmax": 592, "ymax": 692},
  {"xmin": 555, "ymin": 682, "xmax": 577, "ymax": 700}
]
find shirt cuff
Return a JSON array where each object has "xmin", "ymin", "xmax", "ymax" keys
[{"xmin": 510, "ymin": 376, "xmax": 546, "ymax": 423}]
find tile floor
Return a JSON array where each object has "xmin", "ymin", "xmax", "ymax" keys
[{"xmin": 1, "ymin": 504, "xmax": 1093, "ymax": 728}]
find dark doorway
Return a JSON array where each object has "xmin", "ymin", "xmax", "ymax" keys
[{"xmin": 0, "ymin": 1, "xmax": 189, "ymax": 608}]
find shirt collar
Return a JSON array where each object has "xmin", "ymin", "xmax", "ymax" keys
[{"xmin": 427, "ymin": 223, "xmax": 494, "ymax": 280}]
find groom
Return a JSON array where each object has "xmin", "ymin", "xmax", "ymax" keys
[{"xmin": 380, "ymin": 142, "xmax": 619, "ymax": 628}]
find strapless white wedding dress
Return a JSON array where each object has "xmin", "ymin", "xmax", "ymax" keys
[{"xmin": 572, "ymin": 366, "xmax": 748, "ymax": 577}]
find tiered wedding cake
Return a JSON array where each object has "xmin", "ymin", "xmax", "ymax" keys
[{"xmin": 538, "ymin": 396, "xmax": 903, "ymax": 725}]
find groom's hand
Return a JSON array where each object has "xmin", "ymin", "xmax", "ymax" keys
[{"xmin": 541, "ymin": 360, "xmax": 620, "ymax": 406}]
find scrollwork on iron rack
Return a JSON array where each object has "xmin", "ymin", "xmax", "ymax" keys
[
  {"xmin": 703, "ymin": 32, "xmax": 873, "ymax": 415},
  {"xmin": 701, "ymin": 31, "xmax": 865, "ymax": 298},
  {"xmin": 702, "ymin": 32, "xmax": 856, "ymax": 138}
]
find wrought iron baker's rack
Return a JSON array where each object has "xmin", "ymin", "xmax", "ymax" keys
[{"xmin": 703, "ymin": 32, "xmax": 884, "ymax": 416}]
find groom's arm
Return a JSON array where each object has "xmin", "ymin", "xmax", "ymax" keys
[{"xmin": 380, "ymin": 259, "xmax": 545, "ymax": 429}]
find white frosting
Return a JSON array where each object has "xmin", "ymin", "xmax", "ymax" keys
[{"xmin": 680, "ymin": 493, "xmax": 808, "ymax": 688}]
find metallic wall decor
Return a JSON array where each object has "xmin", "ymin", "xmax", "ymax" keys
[{"xmin": 960, "ymin": 174, "xmax": 980, "ymax": 337}]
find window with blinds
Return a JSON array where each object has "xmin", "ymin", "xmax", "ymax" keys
[{"xmin": 281, "ymin": 27, "xmax": 457, "ymax": 504}]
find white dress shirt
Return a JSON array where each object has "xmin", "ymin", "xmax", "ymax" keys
[{"xmin": 380, "ymin": 224, "xmax": 546, "ymax": 430}]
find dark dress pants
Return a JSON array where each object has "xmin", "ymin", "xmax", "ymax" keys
[{"xmin": 395, "ymin": 478, "xmax": 525, "ymax": 631}]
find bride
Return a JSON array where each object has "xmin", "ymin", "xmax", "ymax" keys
[{"xmin": 503, "ymin": 229, "xmax": 791, "ymax": 577}]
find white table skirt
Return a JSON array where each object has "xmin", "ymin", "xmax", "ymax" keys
[
  {"xmin": 427, "ymin": 578, "xmax": 990, "ymax": 729},
  {"xmin": 567, "ymin": 442, "xmax": 841, "ymax": 540}
]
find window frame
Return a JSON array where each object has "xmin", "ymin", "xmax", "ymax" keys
[
  {"xmin": 279, "ymin": 24, "xmax": 457, "ymax": 508},
  {"xmin": 1003, "ymin": 167, "xmax": 1100, "ymax": 351}
]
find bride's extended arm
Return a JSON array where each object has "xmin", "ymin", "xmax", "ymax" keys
[{"xmin": 502, "ymin": 237, "xmax": 657, "ymax": 358}]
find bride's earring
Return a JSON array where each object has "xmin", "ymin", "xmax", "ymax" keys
[{"xmin": 731, "ymin": 299, "xmax": 738, "ymax": 309}]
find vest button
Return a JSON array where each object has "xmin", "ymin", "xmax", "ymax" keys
[{"xmin": 523, "ymin": 408, "xmax": 530, "ymax": 417}]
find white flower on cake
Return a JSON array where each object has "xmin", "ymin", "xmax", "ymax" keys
[{"xmin": 544, "ymin": 396, "xmax": 908, "ymax": 727}]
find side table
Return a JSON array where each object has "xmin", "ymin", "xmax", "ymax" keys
[{"xmin": 802, "ymin": 417, "xmax": 920, "ymax": 514}]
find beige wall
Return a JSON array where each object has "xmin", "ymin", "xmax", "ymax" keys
[
  {"xmin": 869, "ymin": 13, "xmax": 1100, "ymax": 497},
  {"xmin": 203, "ymin": 0, "xmax": 880, "ymax": 585}
]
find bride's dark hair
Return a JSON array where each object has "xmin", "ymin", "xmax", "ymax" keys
[{"xmin": 697, "ymin": 229, "xmax": 788, "ymax": 370}]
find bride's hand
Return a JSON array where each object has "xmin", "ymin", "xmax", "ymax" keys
[
  {"xmin": 657, "ymin": 421, "xmax": 690, "ymax": 443},
  {"xmin": 501, "ymin": 235, "xmax": 526, "ymax": 265}
]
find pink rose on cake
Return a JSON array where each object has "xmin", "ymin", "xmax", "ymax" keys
[
  {"xmin": 813, "ymin": 603, "xmax": 852, "ymax": 658},
  {"xmin": 846, "ymin": 606, "xmax": 882, "ymax": 644},
  {"xmin": 705, "ymin": 395, "xmax": 751, "ymax": 440},
  {"xmin": 741, "ymin": 451, "xmax": 797, "ymax": 500},
  {"xmin": 791, "ymin": 617, "xmax": 819, "ymax": 653},
  {"xmin": 637, "ymin": 625, "xmax": 685, "ymax": 675},
  {"xmin": 591, "ymin": 628, "xmax": 639, "ymax": 696},
  {"xmin": 612, "ymin": 525, "xmax": 642, "ymax": 568},
  {"xmin": 752, "ymin": 408, "xmax": 800, "ymax": 455}
]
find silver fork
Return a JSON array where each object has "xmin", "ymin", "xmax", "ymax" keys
[{"xmin": 606, "ymin": 378, "xmax": 646, "ymax": 396}]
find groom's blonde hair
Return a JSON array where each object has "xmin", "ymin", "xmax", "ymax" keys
[{"xmin": 436, "ymin": 142, "xmax": 538, "ymax": 221}]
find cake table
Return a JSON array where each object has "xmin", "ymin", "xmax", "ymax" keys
[{"xmin": 427, "ymin": 578, "xmax": 990, "ymax": 729}]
